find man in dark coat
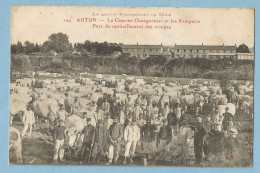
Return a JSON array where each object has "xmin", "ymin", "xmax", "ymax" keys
[
  {"xmin": 158, "ymin": 119, "xmax": 172, "ymax": 151},
  {"xmin": 80, "ymin": 118, "xmax": 95, "ymax": 162},
  {"xmin": 224, "ymin": 128, "xmax": 239, "ymax": 161},
  {"xmin": 140, "ymin": 118, "xmax": 157, "ymax": 158},
  {"xmin": 203, "ymin": 116, "xmax": 213, "ymax": 160},
  {"xmin": 106, "ymin": 117, "xmax": 123, "ymax": 165},
  {"xmin": 222, "ymin": 107, "xmax": 234, "ymax": 131},
  {"xmin": 209, "ymin": 122, "xmax": 225, "ymax": 165},
  {"xmin": 91, "ymin": 120, "xmax": 106, "ymax": 162},
  {"xmin": 192, "ymin": 117, "xmax": 206, "ymax": 165}
]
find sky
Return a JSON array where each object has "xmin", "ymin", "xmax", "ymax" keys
[{"xmin": 11, "ymin": 6, "xmax": 254, "ymax": 47}]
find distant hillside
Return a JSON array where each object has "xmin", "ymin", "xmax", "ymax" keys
[{"xmin": 11, "ymin": 54, "xmax": 254, "ymax": 81}]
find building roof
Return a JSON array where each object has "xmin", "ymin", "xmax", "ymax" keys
[
  {"xmin": 121, "ymin": 44, "xmax": 163, "ymax": 49},
  {"xmin": 174, "ymin": 45, "xmax": 237, "ymax": 50}
]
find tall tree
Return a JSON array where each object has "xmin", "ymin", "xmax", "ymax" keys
[
  {"xmin": 41, "ymin": 32, "xmax": 71, "ymax": 53},
  {"xmin": 237, "ymin": 44, "xmax": 250, "ymax": 53},
  {"xmin": 16, "ymin": 41, "xmax": 23, "ymax": 53},
  {"xmin": 24, "ymin": 41, "xmax": 35, "ymax": 54}
]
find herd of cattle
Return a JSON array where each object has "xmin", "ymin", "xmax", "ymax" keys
[{"xmin": 9, "ymin": 71, "xmax": 254, "ymax": 164}]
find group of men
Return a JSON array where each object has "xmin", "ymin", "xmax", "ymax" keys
[{"xmin": 51, "ymin": 90, "xmax": 240, "ymax": 166}]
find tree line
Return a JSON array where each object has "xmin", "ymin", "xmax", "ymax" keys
[{"xmin": 11, "ymin": 32, "xmax": 122, "ymax": 56}]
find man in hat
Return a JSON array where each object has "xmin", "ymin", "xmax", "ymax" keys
[
  {"xmin": 211, "ymin": 108, "xmax": 223, "ymax": 124},
  {"xmin": 174, "ymin": 104, "xmax": 182, "ymax": 131},
  {"xmin": 80, "ymin": 118, "xmax": 95, "ymax": 162},
  {"xmin": 106, "ymin": 117, "xmax": 123, "ymax": 165},
  {"xmin": 176, "ymin": 119, "xmax": 193, "ymax": 165},
  {"xmin": 203, "ymin": 116, "xmax": 213, "ymax": 160},
  {"xmin": 192, "ymin": 117, "xmax": 206, "ymax": 165},
  {"xmin": 133, "ymin": 102, "xmax": 143, "ymax": 120},
  {"xmin": 53, "ymin": 119, "xmax": 66, "ymax": 162},
  {"xmin": 140, "ymin": 118, "xmax": 157, "ymax": 159},
  {"xmin": 222, "ymin": 107, "xmax": 234, "ymax": 131},
  {"xmin": 57, "ymin": 104, "xmax": 68, "ymax": 121},
  {"xmin": 158, "ymin": 119, "xmax": 172, "ymax": 151},
  {"xmin": 123, "ymin": 117, "xmax": 140, "ymax": 164},
  {"xmin": 208, "ymin": 122, "xmax": 225, "ymax": 165},
  {"xmin": 224, "ymin": 128, "xmax": 239, "ymax": 161},
  {"xmin": 21, "ymin": 105, "xmax": 35, "ymax": 137},
  {"xmin": 102, "ymin": 98, "xmax": 111, "ymax": 118},
  {"xmin": 91, "ymin": 120, "xmax": 106, "ymax": 162}
]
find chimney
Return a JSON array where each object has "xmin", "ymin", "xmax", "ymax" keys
[
  {"xmin": 223, "ymin": 43, "xmax": 224, "ymax": 47},
  {"xmin": 161, "ymin": 43, "xmax": 162, "ymax": 46},
  {"xmin": 137, "ymin": 42, "xmax": 138, "ymax": 45},
  {"xmin": 175, "ymin": 43, "xmax": 176, "ymax": 46},
  {"xmin": 202, "ymin": 43, "xmax": 203, "ymax": 46}
]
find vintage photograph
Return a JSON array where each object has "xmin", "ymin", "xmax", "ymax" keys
[{"xmin": 9, "ymin": 6, "xmax": 254, "ymax": 167}]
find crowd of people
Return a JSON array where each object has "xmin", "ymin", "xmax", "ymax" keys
[{"xmin": 18, "ymin": 87, "xmax": 241, "ymax": 166}]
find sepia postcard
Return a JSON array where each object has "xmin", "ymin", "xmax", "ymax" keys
[{"xmin": 9, "ymin": 6, "xmax": 254, "ymax": 167}]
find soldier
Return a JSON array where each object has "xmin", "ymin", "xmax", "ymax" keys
[
  {"xmin": 53, "ymin": 119, "xmax": 66, "ymax": 162},
  {"xmin": 57, "ymin": 104, "xmax": 67, "ymax": 121},
  {"xmin": 224, "ymin": 128, "xmax": 239, "ymax": 162},
  {"xmin": 123, "ymin": 118, "xmax": 140, "ymax": 164},
  {"xmin": 176, "ymin": 119, "xmax": 193, "ymax": 165},
  {"xmin": 211, "ymin": 108, "xmax": 223, "ymax": 124},
  {"xmin": 174, "ymin": 104, "xmax": 182, "ymax": 131},
  {"xmin": 21, "ymin": 105, "xmax": 35, "ymax": 137},
  {"xmin": 106, "ymin": 117, "xmax": 123, "ymax": 165},
  {"xmin": 91, "ymin": 120, "xmax": 106, "ymax": 162},
  {"xmin": 222, "ymin": 107, "xmax": 234, "ymax": 131},
  {"xmin": 102, "ymin": 98, "xmax": 110, "ymax": 118},
  {"xmin": 192, "ymin": 117, "xmax": 206, "ymax": 165},
  {"xmin": 203, "ymin": 116, "xmax": 213, "ymax": 160},
  {"xmin": 158, "ymin": 119, "xmax": 172, "ymax": 151},
  {"xmin": 140, "ymin": 118, "xmax": 157, "ymax": 159},
  {"xmin": 209, "ymin": 122, "xmax": 225, "ymax": 165},
  {"xmin": 80, "ymin": 118, "xmax": 95, "ymax": 163}
]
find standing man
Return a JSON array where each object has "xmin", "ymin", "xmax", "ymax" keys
[
  {"xmin": 57, "ymin": 104, "xmax": 67, "ymax": 121},
  {"xmin": 21, "ymin": 105, "xmax": 35, "ymax": 137},
  {"xmin": 211, "ymin": 108, "xmax": 223, "ymax": 124},
  {"xmin": 222, "ymin": 107, "xmax": 234, "ymax": 131},
  {"xmin": 123, "ymin": 118, "xmax": 140, "ymax": 164},
  {"xmin": 91, "ymin": 120, "xmax": 105, "ymax": 163},
  {"xmin": 53, "ymin": 119, "xmax": 66, "ymax": 162},
  {"xmin": 192, "ymin": 117, "xmax": 206, "ymax": 165},
  {"xmin": 81, "ymin": 118, "xmax": 95, "ymax": 163},
  {"xmin": 174, "ymin": 104, "xmax": 182, "ymax": 131},
  {"xmin": 176, "ymin": 119, "xmax": 193, "ymax": 165},
  {"xmin": 209, "ymin": 122, "xmax": 225, "ymax": 165},
  {"xmin": 102, "ymin": 98, "xmax": 111, "ymax": 118},
  {"xmin": 158, "ymin": 119, "xmax": 172, "ymax": 151},
  {"xmin": 140, "ymin": 118, "xmax": 157, "ymax": 159},
  {"xmin": 203, "ymin": 116, "xmax": 213, "ymax": 160},
  {"xmin": 106, "ymin": 117, "xmax": 123, "ymax": 165}
]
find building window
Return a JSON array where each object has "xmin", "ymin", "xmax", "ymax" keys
[
  {"xmin": 203, "ymin": 50, "xmax": 206, "ymax": 53},
  {"xmin": 190, "ymin": 50, "xmax": 192, "ymax": 53},
  {"xmin": 150, "ymin": 49, "xmax": 152, "ymax": 52},
  {"xmin": 230, "ymin": 50, "xmax": 233, "ymax": 53},
  {"xmin": 224, "ymin": 50, "xmax": 226, "ymax": 53},
  {"xmin": 190, "ymin": 54, "xmax": 193, "ymax": 58},
  {"xmin": 177, "ymin": 49, "xmax": 179, "ymax": 52},
  {"xmin": 197, "ymin": 50, "xmax": 199, "ymax": 53},
  {"xmin": 184, "ymin": 49, "xmax": 186, "ymax": 52}
]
